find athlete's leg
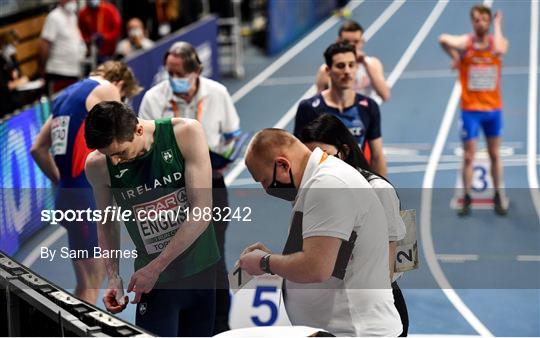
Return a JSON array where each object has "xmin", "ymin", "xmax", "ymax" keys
[
  {"xmin": 482, "ymin": 110, "xmax": 504, "ymax": 191},
  {"xmin": 64, "ymin": 219, "xmax": 105, "ymax": 304},
  {"xmin": 392, "ymin": 281, "xmax": 409, "ymax": 337},
  {"xmin": 487, "ymin": 136, "xmax": 507, "ymax": 215},
  {"xmin": 72, "ymin": 258, "xmax": 106, "ymax": 303},
  {"xmin": 178, "ymin": 265, "xmax": 217, "ymax": 337},
  {"xmin": 135, "ymin": 289, "xmax": 181, "ymax": 336},
  {"xmin": 178, "ymin": 288, "xmax": 216, "ymax": 337},
  {"xmin": 462, "ymin": 139, "xmax": 477, "ymax": 195},
  {"xmin": 482, "ymin": 110, "xmax": 507, "ymax": 215},
  {"xmin": 459, "ymin": 111, "xmax": 480, "ymax": 215},
  {"xmin": 486, "ymin": 136, "xmax": 503, "ymax": 190},
  {"xmin": 458, "ymin": 139, "xmax": 476, "ymax": 215}
]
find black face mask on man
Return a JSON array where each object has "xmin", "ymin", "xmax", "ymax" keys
[{"xmin": 266, "ymin": 162, "xmax": 297, "ymax": 201}]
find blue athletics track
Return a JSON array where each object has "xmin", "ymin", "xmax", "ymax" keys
[{"xmin": 15, "ymin": 0, "xmax": 540, "ymax": 336}]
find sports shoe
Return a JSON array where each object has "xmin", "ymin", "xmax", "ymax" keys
[
  {"xmin": 458, "ymin": 193, "xmax": 471, "ymax": 216},
  {"xmin": 494, "ymin": 191, "xmax": 508, "ymax": 216}
]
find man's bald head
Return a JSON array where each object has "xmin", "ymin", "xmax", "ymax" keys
[
  {"xmin": 246, "ymin": 128, "xmax": 299, "ymax": 165},
  {"xmin": 245, "ymin": 128, "xmax": 311, "ymax": 190}
]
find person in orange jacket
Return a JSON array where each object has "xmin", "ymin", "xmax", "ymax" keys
[{"xmin": 79, "ymin": 0, "xmax": 122, "ymax": 63}]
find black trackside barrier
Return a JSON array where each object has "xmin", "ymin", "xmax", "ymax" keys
[{"xmin": 0, "ymin": 250, "xmax": 154, "ymax": 337}]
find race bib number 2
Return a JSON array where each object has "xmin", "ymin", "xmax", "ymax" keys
[
  {"xmin": 51, "ymin": 116, "xmax": 70, "ymax": 155},
  {"xmin": 395, "ymin": 209, "xmax": 419, "ymax": 272}
]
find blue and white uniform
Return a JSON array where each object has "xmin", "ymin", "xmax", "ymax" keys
[{"xmin": 294, "ymin": 93, "xmax": 381, "ymax": 150}]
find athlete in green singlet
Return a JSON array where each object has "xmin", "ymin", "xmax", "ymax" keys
[{"xmin": 84, "ymin": 101, "xmax": 219, "ymax": 336}]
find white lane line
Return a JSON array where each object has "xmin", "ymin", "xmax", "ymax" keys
[
  {"xmin": 261, "ymin": 76, "xmax": 317, "ymax": 86},
  {"xmin": 438, "ymin": 254, "xmax": 540, "ymax": 263},
  {"xmin": 362, "ymin": 0, "xmax": 405, "ymax": 41},
  {"xmin": 517, "ymin": 255, "xmax": 540, "ymax": 262},
  {"xmin": 230, "ymin": 158, "xmax": 540, "ymax": 185},
  {"xmin": 527, "ymin": 0, "xmax": 540, "ymax": 219},
  {"xmin": 226, "ymin": 85, "xmax": 318, "ymax": 185},
  {"xmin": 437, "ymin": 254, "xmax": 479, "ymax": 263},
  {"xmin": 225, "ymin": 0, "xmax": 403, "ymax": 185},
  {"xmin": 230, "ymin": 0, "xmax": 364, "ymax": 103},
  {"xmin": 420, "ymin": 80, "xmax": 494, "ymax": 337},
  {"xmin": 420, "ymin": 1, "xmax": 495, "ymax": 335},
  {"xmin": 260, "ymin": 67, "xmax": 539, "ymax": 86},
  {"xmin": 22, "ymin": 226, "xmax": 66, "ymax": 267},
  {"xmin": 387, "ymin": 154, "xmax": 536, "ymax": 164},
  {"xmin": 387, "ymin": 159, "xmax": 539, "ymax": 175},
  {"xmin": 377, "ymin": 0, "xmax": 449, "ymax": 106}
]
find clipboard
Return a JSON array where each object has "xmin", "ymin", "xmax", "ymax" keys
[{"xmin": 210, "ymin": 131, "xmax": 253, "ymax": 169}]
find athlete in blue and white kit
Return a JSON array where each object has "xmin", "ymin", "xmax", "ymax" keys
[
  {"xmin": 294, "ymin": 43, "xmax": 387, "ymax": 176},
  {"xmin": 31, "ymin": 61, "xmax": 141, "ymax": 303}
]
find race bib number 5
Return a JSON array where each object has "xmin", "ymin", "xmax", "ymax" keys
[{"xmin": 51, "ymin": 116, "xmax": 70, "ymax": 155}]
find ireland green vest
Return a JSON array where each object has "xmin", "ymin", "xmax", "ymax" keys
[{"xmin": 107, "ymin": 118, "xmax": 219, "ymax": 284}]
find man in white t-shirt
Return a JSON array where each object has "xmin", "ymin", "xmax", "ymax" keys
[
  {"xmin": 39, "ymin": 0, "xmax": 86, "ymax": 95},
  {"xmin": 240, "ymin": 129, "xmax": 402, "ymax": 337},
  {"xmin": 139, "ymin": 41, "xmax": 240, "ymax": 334}
]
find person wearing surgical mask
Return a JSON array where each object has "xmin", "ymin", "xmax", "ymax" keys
[
  {"xmin": 115, "ymin": 18, "xmax": 154, "ymax": 59},
  {"xmin": 78, "ymin": 0, "xmax": 122, "ymax": 62},
  {"xmin": 39, "ymin": 0, "xmax": 86, "ymax": 95},
  {"xmin": 240, "ymin": 128, "xmax": 403, "ymax": 337},
  {"xmin": 139, "ymin": 41, "xmax": 242, "ymax": 335}
]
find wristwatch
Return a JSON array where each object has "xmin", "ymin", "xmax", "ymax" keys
[{"xmin": 260, "ymin": 253, "xmax": 274, "ymax": 275}]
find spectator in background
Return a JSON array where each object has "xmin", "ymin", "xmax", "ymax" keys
[
  {"xmin": 115, "ymin": 18, "xmax": 154, "ymax": 59},
  {"xmin": 39, "ymin": 0, "xmax": 86, "ymax": 95},
  {"xmin": 0, "ymin": 30, "xmax": 28, "ymax": 117},
  {"xmin": 155, "ymin": 0, "xmax": 180, "ymax": 38},
  {"xmin": 78, "ymin": 0, "xmax": 122, "ymax": 63}
]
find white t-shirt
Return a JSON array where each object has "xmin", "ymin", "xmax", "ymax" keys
[
  {"xmin": 40, "ymin": 6, "xmax": 85, "ymax": 77},
  {"xmin": 139, "ymin": 77, "xmax": 240, "ymax": 151},
  {"xmin": 284, "ymin": 148, "xmax": 402, "ymax": 337},
  {"xmin": 365, "ymin": 173, "xmax": 406, "ymax": 242},
  {"xmin": 365, "ymin": 172, "xmax": 407, "ymax": 283},
  {"xmin": 354, "ymin": 57, "xmax": 377, "ymax": 99}
]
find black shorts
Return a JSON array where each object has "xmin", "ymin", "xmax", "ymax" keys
[{"xmin": 136, "ymin": 264, "xmax": 217, "ymax": 336}]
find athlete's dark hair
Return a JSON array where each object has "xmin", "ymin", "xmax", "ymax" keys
[
  {"xmin": 324, "ymin": 42, "xmax": 356, "ymax": 67},
  {"xmin": 298, "ymin": 114, "xmax": 375, "ymax": 174},
  {"xmin": 470, "ymin": 4, "xmax": 492, "ymax": 20},
  {"xmin": 85, "ymin": 101, "xmax": 138, "ymax": 149},
  {"xmin": 338, "ymin": 20, "xmax": 364, "ymax": 36}
]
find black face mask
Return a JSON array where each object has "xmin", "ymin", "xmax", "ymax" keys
[{"xmin": 266, "ymin": 162, "xmax": 297, "ymax": 201}]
